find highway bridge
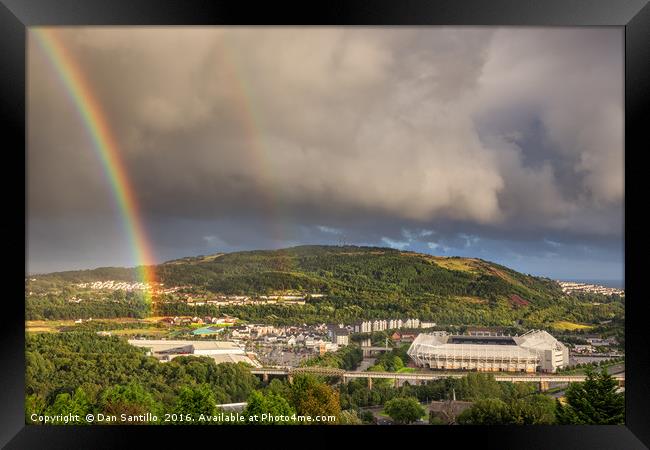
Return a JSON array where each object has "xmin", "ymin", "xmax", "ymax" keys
[{"xmin": 250, "ymin": 367, "xmax": 625, "ymax": 391}]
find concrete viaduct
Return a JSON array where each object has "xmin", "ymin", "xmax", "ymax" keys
[{"xmin": 250, "ymin": 367, "xmax": 625, "ymax": 392}]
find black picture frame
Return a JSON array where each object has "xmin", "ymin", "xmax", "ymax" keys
[{"xmin": 2, "ymin": 0, "xmax": 648, "ymax": 448}]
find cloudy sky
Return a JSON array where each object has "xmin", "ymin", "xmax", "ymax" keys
[{"xmin": 27, "ymin": 27, "xmax": 624, "ymax": 281}]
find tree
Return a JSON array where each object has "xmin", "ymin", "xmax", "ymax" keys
[
  {"xmin": 383, "ymin": 397, "xmax": 425, "ymax": 424},
  {"xmin": 556, "ymin": 369, "xmax": 624, "ymax": 424},
  {"xmin": 350, "ymin": 387, "xmax": 371, "ymax": 408},
  {"xmin": 210, "ymin": 362, "xmax": 259, "ymax": 402},
  {"xmin": 338, "ymin": 409, "xmax": 363, "ymax": 425},
  {"xmin": 359, "ymin": 410, "xmax": 375, "ymax": 424},
  {"xmin": 289, "ymin": 375, "xmax": 341, "ymax": 423},
  {"xmin": 25, "ymin": 394, "xmax": 47, "ymax": 424},
  {"xmin": 45, "ymin": 388, "xmax": 93, "ymax": 424},
  {"xmin": 99, "ymin": 382, "xmax": 161, "ymax": 424},
  {"xmin": 174, "ymin": 384, "xmax": 219, "ymax": 419},
  {"xmin": 25, "ymin": 351, "xmax": 54, "ymax": 398},
  {"xmin": 243, "ymin": 390, "xmax": 296, "ymax": 425},
  {"xmin": 457, "ymin": 398, "xmax": 513, "ymax": 425},
  {"xmin": 509, "ymin": 395, "xmax": 556, "ymax": 424},
  {"xmin": 265, "ymin": 378, "xmax": 292, "ymax": 399},
  {"xmin": 456, "ymin": 373, "xmax": 503, "ymax": 401}
]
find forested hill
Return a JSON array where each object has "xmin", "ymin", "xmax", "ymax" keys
[{"xmin": 33, "ymin": 245, "xmax": 563, "ymax": 304}]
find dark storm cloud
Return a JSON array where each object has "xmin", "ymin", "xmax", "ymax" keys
[{"xmin": 27, "ymin": 27, "xmax": 623, "ymax": 275}]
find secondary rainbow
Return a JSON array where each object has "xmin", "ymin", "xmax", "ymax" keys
[
  {"xmin": 33, "ymin": 28, "xmax": 157, "ymax": 296},
  {"xmin": 216, "ymin": 34, "xmax": 285, "ymax": 244}
]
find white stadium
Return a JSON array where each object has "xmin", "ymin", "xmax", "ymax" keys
[{"xmin": 407, "ymin": 330, "xmax": 569, "ymax": 373}]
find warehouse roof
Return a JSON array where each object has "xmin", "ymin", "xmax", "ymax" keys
[{"xmin": 128, "ymin": 339, "xmax": 242, "ymax": 353}]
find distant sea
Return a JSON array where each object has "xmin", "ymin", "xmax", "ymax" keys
[{"xmin": 561, "ymin": 279, "xmax": 624, "ymax": 289}]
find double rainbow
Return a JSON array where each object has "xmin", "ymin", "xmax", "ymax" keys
[{"xmin": 33, "ymin": 28, "xmax": 157, "ymax": 297}]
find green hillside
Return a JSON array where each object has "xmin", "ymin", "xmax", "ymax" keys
[
  {"xmin": 28, "ymin": 245, "xmax": 624, "ymax": 331},
  {"xmin": 34, "ymin": 245, "xmax": 562, "ymax": 301},
  {"xmin": 155, "ymin": 245, "xmax": 562, "ymax": 302}
]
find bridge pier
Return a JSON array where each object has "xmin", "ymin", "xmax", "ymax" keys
[
  {"xmin": 263, "ymin": 373, "xmax": 269, "ymax": 383},
  {"xmin": 288, "ymin": 375, "xmax": 293, "ymax": 385},
  {"xmin": 394, "ymin": 378, "xmax": 400, "ymax": 389},
  {"xmin": 368, "ymin": 377, "xmax": 372, "ymax": 390},
  {"xmin": 539, "ymin": 381, "xmax": 549, "ymax": 392}
]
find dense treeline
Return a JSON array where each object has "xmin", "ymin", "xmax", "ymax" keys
[
  {"xmin": 57, "ymin": 320, "xmax": 163, "ymax": 333},
  {"xmin": 302, "ymin": 345, "xmax": 363, "ymax": 371},
  {"xmin": 30, "ymin": 267, "xmax": 141, "ymax": 284},
  {"xmin": 337, "ymin": 373, "xmax": 538, "ymax": 409},
  {"xmin": 28, "ymin": 288, "xmax": 623, "ymax": 333},
  {"xmin": 25, "ymin": 333, "xmax": 623, "ymax": 425},
  {"xmin": 455, "ymin": 370, "xmax": 624, "ymax": 425},
  {"xmin": 334, "ymin": 348, "xmax": 558, "ymax": 424},
  {"xmin": 25, "ymin": 333, "xmax": 259, "ymax": 404},
  {"xmin": 155, "ymin": 293, "xmax": 623, "ymax": 331},
  {"xmin": 26, "ymin": 332, "xmax": 259, "ymax": 423},
  {"xmin": 25, "ymin": 332, "xmax": 346, "ymax": 425},
  {"xmin": 26, "ymin": 291, "xmax": 151, "ymax": 320}
]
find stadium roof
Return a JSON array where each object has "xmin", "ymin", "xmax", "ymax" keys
[
  {"xmin": 448, "ymin": 335, "xmax": 517, "ymax": 346},
  {"xmin": 408, "ymin": 330, "xmax": 566, "ymax": 359}
]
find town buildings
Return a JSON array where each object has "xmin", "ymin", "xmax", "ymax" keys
[
  {"xmin": 352, "ymin": 318, "xmax": 435, "ymax": 333},
  {"xmin": 557, "ymin": 281, "xmax": 624, "ymax": 296},
  {"xmin": 328, "ymin": 325, "xmax": 350, "ymax": 346}
]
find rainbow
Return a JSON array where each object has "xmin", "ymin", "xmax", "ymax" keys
[
  {"xmin": 33, "ymin": 28, "xmax": 157, "ymax": 298},
  {"xmin": 216, "ymin": 34, "xmax": 285, "ymax": 244}
]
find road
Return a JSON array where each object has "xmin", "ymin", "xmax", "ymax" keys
[
  {"xmin": 355, "ymin": 358, "xmax": 377, "ymax": 372},
  {"xmin": 607, "ymin": 363, "xmax": 625, "ymax": 375}
]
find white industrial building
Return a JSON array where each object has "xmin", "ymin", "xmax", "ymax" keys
[
  {"xmin": 128, "ymin": 339, "xmax": 262, "ymax": 367},
  {"xmin": 407, "ymin": 330, "xmax": 569, "ymax": 373}
]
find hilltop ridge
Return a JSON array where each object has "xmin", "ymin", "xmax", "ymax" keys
[
  {"xmin": 33, "ymin": 244, "xmax": 562, "ymax": 304},
  {"xmin": 27, "ymin": 245, "xmax": 625, "ymax": 329}
]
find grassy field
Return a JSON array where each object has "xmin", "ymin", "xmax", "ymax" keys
[
  {"xmin": 552, "ymin": 321, "xmax": 593, "ymax": 331},
  {"xmin": 141, "ymin": 316, "xmax": 169, "ymax": 323},
  {"xmin": 26, "ymin": 319, "xmax": 77, "ymax": 333},
  {"xmin": 428, "ymin": 257, "xmax": 479, "ymax": 273},
  {"xmin": 26, "ymin": 317, "xmax": 162, "ymax": 334},
  {"xmin": 107, "ymin": 328, "xmax": 169, "ymax": 336},
  {"xmin": 25, "ymin": 324, "xmax": 61, "ymax": 333}
]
